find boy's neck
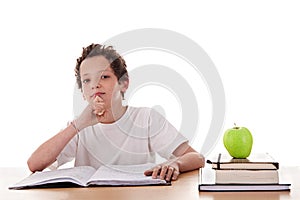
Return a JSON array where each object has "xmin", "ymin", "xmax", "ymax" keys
[{"xmin": 100, "ymin": 105, "xmax": 127, "ymax": 124}]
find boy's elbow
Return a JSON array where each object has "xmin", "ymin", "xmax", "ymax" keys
[
  {"xmin": 27, "ymin": 156, "xmax": 56, "ymax": 172},
  {"xmin": 197, "ymin": 153, "xmax": 205, "ymax": 168},
  {"xmin": 188, "ymin": 152, "xmax": 205, "ymax": 169},
  {"xmin": 27, "ymin": 157, "xmax": 43, "ymax": 173},
  {"xmin": 27, "ymin": 158, "xmax": 38, "ymax": 172}
]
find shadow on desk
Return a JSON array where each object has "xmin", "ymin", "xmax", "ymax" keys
[{"xmin": 199, "ymin": 191, "xmax": 290, "ymax": 200}]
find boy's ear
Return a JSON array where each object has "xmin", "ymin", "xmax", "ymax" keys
[{"xmin": 120, "ymin": 80, "xmax": 129, "ymax": 93}]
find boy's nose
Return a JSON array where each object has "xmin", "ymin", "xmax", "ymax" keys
[
  {"xmin": 92, "ymin": 83, "xmax": 100, "ymax": 89},
  {"xmin": 92, "ymin": 79, "xmax": 101, "ymax": 89}
]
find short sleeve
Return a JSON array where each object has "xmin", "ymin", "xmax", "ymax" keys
[
  {"xmin": 148, "ymin": 109, "xmax": 188, "ymax": 159},
  {"xmin": 56, "ymin": 134, "xmax": 78, "ymax": 167}
]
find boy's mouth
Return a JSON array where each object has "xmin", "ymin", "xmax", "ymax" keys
[{"xmin": 92, "ymin": 92, "xmax": 105, "ymax": 98}]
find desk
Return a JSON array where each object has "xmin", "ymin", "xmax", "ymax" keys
[{"xmin": 1, "ymin": 167, "xmax": 299, "ymax": 200}]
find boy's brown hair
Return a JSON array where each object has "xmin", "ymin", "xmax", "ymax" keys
[{"xmin": 75, "ymin": 43, "xmax": 129, "ymax": 90}]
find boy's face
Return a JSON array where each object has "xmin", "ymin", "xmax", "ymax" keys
[{"xmin": 79, "ymin": 55, "xmax": 127, "ymax": 108}]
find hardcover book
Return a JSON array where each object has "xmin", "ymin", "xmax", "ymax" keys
[
  {"xmin": 215, "ymin": 169, "xmax": 279, "ymax": 184},
  {"xmin": 206, "ymin": 153, "xmax": 279, "ymax": 170},
  {"xmin": 9, "ymin": 163, "xmax": 169, "ymax": 190},
  {"xmin": 198, "ymin": 167, "xmax": 290, "ymax": 192}
]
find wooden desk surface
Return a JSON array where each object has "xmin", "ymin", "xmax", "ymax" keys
[{"xmin": 1, "ymin": 166, "xmax": 300, "ymax": 200}]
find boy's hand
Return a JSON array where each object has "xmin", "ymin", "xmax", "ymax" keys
[
  {"xmin": 93, "ymin": 96, "xmax": 105, "ymax": 116},
  {"xmin": 144, "ymin": 162, "xmax": 180, "ymax": 181},
  {"xmin": 75, "ymin": 96, "xmax": 106, "ymax": 131}
]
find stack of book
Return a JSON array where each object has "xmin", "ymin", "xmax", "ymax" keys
[{"xmin": 199, "ymin": 153, "xmax": 291, "ymax": 192}]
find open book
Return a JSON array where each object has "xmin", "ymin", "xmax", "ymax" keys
[{"xmin": 9, "ymin": 163, "xmax": 169, "ymax": 190}]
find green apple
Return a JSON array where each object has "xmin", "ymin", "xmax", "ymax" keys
[{"xmin": 223, "ymin": 125, "xmax": 253, "ymax": 158}]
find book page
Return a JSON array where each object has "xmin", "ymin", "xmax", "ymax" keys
[
  {"xmin": 9, "ymin": 166, "xmax": 96, "ymax": 189},
  {"xmin": 207, "ymin": 153, "xmax": 279, "ymax": 170},
  {"xmin": 87, "ymin": 163, "xmax": 167, "ymax": 186}
]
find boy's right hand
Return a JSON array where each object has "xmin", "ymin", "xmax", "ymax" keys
[
  {"xmin": 93, "ymin": 96, "xmax": 105, "ymax": 116},
  {"xmin": 75, "ymin": 96, "xmax": 105, "ymax": 131}
]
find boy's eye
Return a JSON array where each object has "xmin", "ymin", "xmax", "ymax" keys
[
  {"xmin": 101, "ymin": 75, "xmax": 110, "ymax": 79},
  {"xmin": 82, "ymin": 79, "xmax": 90, "ymax": 84}
]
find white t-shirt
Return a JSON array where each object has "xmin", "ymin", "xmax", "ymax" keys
[{"xmin": 56, "ymin": 107, "xmax": 188, "ymax": 169}]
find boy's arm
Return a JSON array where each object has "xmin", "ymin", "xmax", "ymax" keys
[
  {"xmin": 144, "ymin": 143, "xmax": 205, "ymax": 181},
  {"xmin": 27, "ymin": 101, "xmax": 101, "ymax": 172},
  {"xmin": 27, "ymin": 124, "xmax": 78, "ymax": 172},
  {"xmin": 172, "ymin": 142, "xmax": 205, "ymax": 172}
]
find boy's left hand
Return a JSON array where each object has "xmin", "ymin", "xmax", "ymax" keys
[{"xmin": 144, "ymin": 162, "xmax": 180, "ymax": 181}]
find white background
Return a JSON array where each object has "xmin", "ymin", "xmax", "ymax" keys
[{"xmin": 0, "ymin": 0, "xmax": 299, "ymax": 167}]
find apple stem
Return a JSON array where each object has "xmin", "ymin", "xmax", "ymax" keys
[{"xmin": 233, "ymin": 123, "xmax": 239, "ymax": 129}]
